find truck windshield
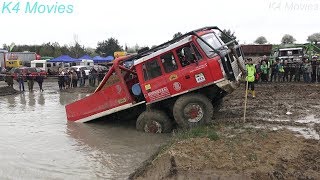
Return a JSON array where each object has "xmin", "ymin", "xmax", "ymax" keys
[{"xmin": 197, "ymin": 33, "xmax": 225, "ymax": 58}]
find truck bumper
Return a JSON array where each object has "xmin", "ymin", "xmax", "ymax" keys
[{"xmin": 216, "ymin": 72, "xmax": 242, "ymax": 93}]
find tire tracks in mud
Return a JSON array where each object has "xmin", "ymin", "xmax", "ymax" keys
[{"xmin": 215, "ymin": 82, "xmax": 320, "ymax": 140}]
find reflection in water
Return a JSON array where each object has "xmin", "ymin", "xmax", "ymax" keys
[
  {"xmin": 0, "ymin": 81, "xmax": 169, "ymax": 179},
  {"xmin": 28, "ymin": 92, "xmax": 36, "ymax": 107},
  {"xmin": 59, "ymin": 92, "xmax": 66, "ymax": 105},
  {"xmin": 19, "ymin": 93, "xmax": 26, "ymax": 112},
  {"xmin": 38, "ymin": 93, "xmax": 45, "ymax": 105},
  {"xmin": 66, "ymin": 122, "xmax": 169, "ymax": 179},
  {"xmin": 6, "ymin": 95, "xmax": 16, "ymax": 108}
]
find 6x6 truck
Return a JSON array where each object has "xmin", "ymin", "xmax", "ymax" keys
[{"xmin": 66, "ymin": 26, "xmax": 245, "ymax": 133}]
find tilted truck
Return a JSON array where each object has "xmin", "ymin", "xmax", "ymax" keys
[{"xmin": 66, "ymin": 26, "xmax": 246, "ymax": 133}]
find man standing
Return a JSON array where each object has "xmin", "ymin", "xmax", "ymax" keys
[
  {"xmin": 246, "ymin": 58, "xmax": 256, "ymax": 98},
  {"xmin": 26, "ymin": 71, "xmax": 34, "ymax": 91},
  {"xmin": 17, "ymin": 72, "xmax": 25, "ymax": 92},
  {"xmin": 270, "ymin": 59, "xmax": 279, "ymax": 82},
  {"xmin": 260, "ymin": 61, "xmax": 268, "ymax": 82},
  {"xmin": 283, "ymin": 60, "xmax": 290, "ymax": 82},
  {"xmin": 311, "ymin": 56, "xmax": 318, "ymax": 83},
  {"xmin": 35, "ymin": 72, "xmax": 44, "ymax": 92}
]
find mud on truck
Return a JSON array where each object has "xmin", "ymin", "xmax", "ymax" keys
[{"xmin": 66, "ymin": 26, "xmax": 245, "ymax": 133}]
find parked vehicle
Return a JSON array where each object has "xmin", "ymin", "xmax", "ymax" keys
[
  {"xmin": 66, "ymin": 26, "xmax": 245, "ymax": 133},
  {"xmin": 70, "ymin": 65, "xmax": 92, "ymax": 76},
  {"xmin": 6, "ymin": 60, "xmax": 23, "ymax": 69},
  {"xmin": 275, "ymin": 47, "xmax": 304, "ymax": 63}
]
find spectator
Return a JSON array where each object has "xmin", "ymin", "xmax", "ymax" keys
[
  {"xmin": 73, "ymin": 70, "xmax": 78, "ymax": 88},
  {"xmin": 260, "ymin": 61, "xmax": 268, "ymax": 82},
  {"xmin": 89, "ymin": 68, "xmax": 97, "ymax": 87},
  {"xmin": 5, "ymin": 72, "xmax": 14, "ymax": 87},
  {"xmin": 246, "ymin": 58, "xmax": 256, "ymax": 98},
  {"xmin": 79, "ymin": 69, "xmax": 85, "ymax": 87},
  {"xmin": 17, "ymin": 72, "xmax": 25, "ymax": 92},
  {"xmin": 311, "ymin": 56, "xmax": 318, "ymax": 83},
  {"xmin": 35, "ymin": 72, "xmax": 44, "ymax": 92},
  {"xmin": 58, "ymin": 70, "xmax": 65, "ymax": 90},
  {"xmin": 270, "ymin": 59, "xmax": 279, "ymax": 82},
  {"xmin": 289, "ymin": 63, "xmax": 296, "ymax": 82},
  {"xmin": 278, "ymin": 62, "xmax": 285, "ymax": 82},
  {"xmin": 283, "ymin": 60, "xmax": 290, "ymax": 82},
  {"xmin": 26, "ymin": 71, "xmax": 34, "ymax": 91}
]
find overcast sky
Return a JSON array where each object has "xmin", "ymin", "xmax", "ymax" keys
[{"xmin": 1, "ymin": 0, "xmax": 320, "ymax": 48}]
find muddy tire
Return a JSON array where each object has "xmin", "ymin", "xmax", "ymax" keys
[
  {"xmin": 136, "ymin": 110, "xmax": 172, "ymax": 133},
  {"xmin": 173, "ymin": 94, "xmax": 213, "ymax": 129}
]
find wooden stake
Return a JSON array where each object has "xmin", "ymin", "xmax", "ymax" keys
[{"xmin": 243, "ymin": 80, "xmax": 249, "ymax": 123}]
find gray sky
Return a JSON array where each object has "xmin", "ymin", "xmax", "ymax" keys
[{"xmin": 1, "ymin": 0, "xmax": 320, "ymax": 48}]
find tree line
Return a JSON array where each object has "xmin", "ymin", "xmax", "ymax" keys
[
  {"xmin": 2, "ymin": 37, "xmax": 125, "ymax": 58},
  {"xmin": 2, "ymin": 31, "xmax": 319, "ymax": 58},
  {"xmin": 254, "ymin": 32, "xmax": 320, "ymax": 45}
]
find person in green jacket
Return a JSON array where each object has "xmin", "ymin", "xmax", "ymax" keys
[{"xmin": 246, "ymin": 58, "xmax": 256, "ymax": 97}]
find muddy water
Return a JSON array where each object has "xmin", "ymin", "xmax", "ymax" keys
[{"xmin": 0, "ymin": 81, "xmax": 169, "ymax": 179}]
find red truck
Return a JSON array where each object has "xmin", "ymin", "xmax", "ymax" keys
[{"xmin": 66, "ymin": 26, "xmax": 245, "ymax": 133}]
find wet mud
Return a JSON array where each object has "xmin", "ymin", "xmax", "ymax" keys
[
  {"xmin": 131, "ymin": 83, "xmax": 320, "ymax": 180},
  {"xmin": 0, "ymin": 86, "xmax": 19, "ymax": 96}
]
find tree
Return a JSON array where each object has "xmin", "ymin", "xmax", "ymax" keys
[
  {"xmin": 281, "ymin": 34, "xmax": 296, "ymax": 44},
  {"xmin": 307, "ymin": 33, "xmax": 320, "ymax": 44},
  {"xmin": 173, "ymin": 32, "xmax": 182, "ymax": 39},
  {"xmin": 95, "ymin": 37, "xmax": 123, "ymax": 56},
  {"xmin": 69, "ymin": 42, "xmax": 87, "ymax": 58},
  {"xmin": 254, "ymin": 36, "xmax": 268, "ymax": 44},
  {"xmin": 219, "ymin": 29, "xmax": 236, "ymax": 43}
]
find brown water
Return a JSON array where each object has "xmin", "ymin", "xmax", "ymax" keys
[{"xmin": 0, "ymin": 81, "xmax": 169, "ymax": 179}]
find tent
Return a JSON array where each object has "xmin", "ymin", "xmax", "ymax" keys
[
  {"xmin": 78, "ymin": 55, "xmax": 93, "ymax": 60},
  {"xmin": 93, "ymin": 56, "xmax": 114, "ymax": 63},
  {"xmin": 48, "ymin": 55, "xmax": 78, "ymax": 63}
]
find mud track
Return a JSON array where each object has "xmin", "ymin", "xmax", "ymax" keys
[{"xmin": 131, "ymin": 83, "xmax": 320, "ymax": 180}]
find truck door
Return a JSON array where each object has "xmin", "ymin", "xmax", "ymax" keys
[
  {"xmin": 174, "ymin": 43, "xmax": 214, "ymax": 91},
  {"xmin": 140, "ymin": 57, "xmax": 169, "ymax": 103},
  {"xmin": 159, "ymin": 51, "xmax": 185, "ymax": 95}
]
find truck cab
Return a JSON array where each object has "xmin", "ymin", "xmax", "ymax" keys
[
  {"xmin": 66, "ymin": 26, "xmax": 245, "ymax": 133},
  {"xmin": 275, "ymin": 47, "xmax": 304, "ymax": 63}
]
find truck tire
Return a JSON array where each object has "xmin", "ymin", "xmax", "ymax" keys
[
  {"xmin": 173, "ymin": 94, "xmax": 213, "ymax": 129},
  {"xmin": 136, "ymin": 110, "xmax": 172, "ymax": 133}
]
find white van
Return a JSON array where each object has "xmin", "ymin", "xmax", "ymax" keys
[
  {"xmin": 31, "ymin": 60, "xmax": 48, "ymax": 71},
  {"xmin": 79, "ymin": 59, "xmax": 94, "ymax": 67},
  {"xmin": 31, "ymin": 60, "xmax": 59, "ymax": 74}
]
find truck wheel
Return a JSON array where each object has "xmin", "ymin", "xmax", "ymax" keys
[
  {"xmin": 136, "ymin": 110, "xmax": 172, "ymax": 133},
  {"xmin": 173, "ymin": 94, "xmax": 213, "ymax": 129}
]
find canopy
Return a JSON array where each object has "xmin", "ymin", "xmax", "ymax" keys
[
  {"xmin": 48, "ymin": 55, "xmax": 78, "ymax": 63},
  {"xmin": 78, "ymin": 55, "xmax": 93, "ymax": 60},
  {"xmin": 93, "ymin": 56, "xmax": 114, "ymax": 63}
]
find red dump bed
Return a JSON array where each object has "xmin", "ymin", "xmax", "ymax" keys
[{"xmin": 66, "ymin": 82, "xmax": 133, "ymax": 123}]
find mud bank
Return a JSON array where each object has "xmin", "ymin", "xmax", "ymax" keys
[
  {"xmin": 131, "ymin": 128, "xmax": 319, "ymax": 180},
  {"xmin": 0, "ymin": 86, "xmax": 19, "ymax": 96},
  {"xmin": 131, "ymin": 83, "xmax": 320, "ymax": 180}
]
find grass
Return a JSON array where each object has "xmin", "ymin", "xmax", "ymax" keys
[{"xmin": 174, "ymin": 125, "xmax": 220, "ymax": 141}]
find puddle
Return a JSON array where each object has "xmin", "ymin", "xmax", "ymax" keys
[
  {"xmin": 295, "ymin": 115, "xmax": 319, "ymax": 124},
  {"xmin": 248, "ymin": 120, "xmax": 320, "ymax": 140}
]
